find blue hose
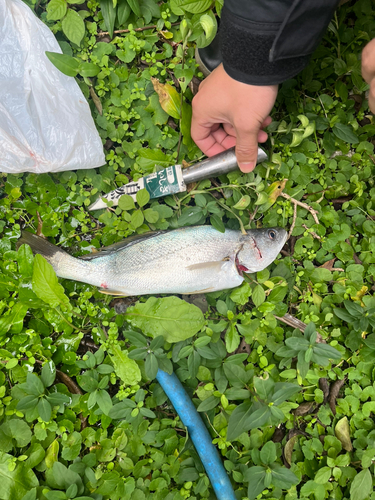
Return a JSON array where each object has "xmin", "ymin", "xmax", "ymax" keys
[{"xmin": 156, "ymin": 369, "xmax": 237, "ymax": 500}]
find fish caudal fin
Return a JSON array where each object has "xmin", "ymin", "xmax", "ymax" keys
[{"xmin": 18, "ymin": 231, "xmax": 74, "ymax": 277}]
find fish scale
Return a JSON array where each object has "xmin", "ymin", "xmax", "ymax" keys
[{"xmin": 18, "ymin": 225, "xmax": 287, "ymax": 296}]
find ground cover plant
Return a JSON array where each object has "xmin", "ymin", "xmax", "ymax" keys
[{"xmin": 1, "ymin": 0, "xmax": 375, "ymax": 499}]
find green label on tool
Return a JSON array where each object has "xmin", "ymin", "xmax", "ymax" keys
[{"xmin": 144, "ymin": 165, "xmax": 186, "ymax": 199}]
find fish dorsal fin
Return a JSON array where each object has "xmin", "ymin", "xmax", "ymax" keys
[{"xmin": 80, "ymin": 230, "xmax": 168, "ymax": 260}]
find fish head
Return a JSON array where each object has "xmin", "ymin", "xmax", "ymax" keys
[{"xmin": 237, "ymin": 227, "xmax": 287, "ymax": 273}]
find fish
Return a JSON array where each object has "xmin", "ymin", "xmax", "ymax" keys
[{"xmin": 18, "ymin": 226, "xmax": 287, "ymax": 296}]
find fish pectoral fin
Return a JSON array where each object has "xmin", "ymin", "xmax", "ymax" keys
[
  {"xmin": 98, "ymin": 288, "xmax": 129, "ymax": 296},
  {"xmin": 185, "ymin": 260, "xmax": 229, "ymax": 272}
]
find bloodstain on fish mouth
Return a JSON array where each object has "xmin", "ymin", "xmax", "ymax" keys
[{"xmin": 235, "ymin": 255, "xmax": 248, "ymax": 276}]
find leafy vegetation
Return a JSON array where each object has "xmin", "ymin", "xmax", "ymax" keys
[{"xmin": 1, "ymin": 0, "xmax": 375, "ymax": 499}]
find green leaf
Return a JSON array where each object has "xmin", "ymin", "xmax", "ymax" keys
[
  {"xmin": 332, "ymin": 123, "xmax": 359, "ymax": 144},
  {"xmin": 38, "ymin": 398, "xmax": 52, "ymax": 422},
  {"xmin": 130, "ymin": 210, "xmax": 144, "ymax": 229},
  {"xmin": 260, "ymin": 441, "xmax": 277, "ymax": 465},
  {"xmin": 45, "ymin": 441, "xmax": 60, "ymax": 468},
  {"xmin": 314, "ymin": 466, "xmax": 332, "ymax": 484},
  {"xmin": 271, "ymin": 383, "xmax": 301, "ymax": 405},
  {"xmin": 174, "ymin": 67, "xmax": 194, "ymax": 94},
  {"xmin": 270, "ymin": 464, "xmax": 299, "ymax": 489},
  {"xmin": 125, "ymin": 296, "xmax": 204, "ymax": 343},
  {"xmin": 26, "ymin": 373, "xmax": 45, "ymax": 396},
  {"xmin": 230, "ymin": 282, "xmax": 252, "ymax": 305},
  {"xmin": 254, "ymin": 376, "xmax": 275, "ymax": 401},
  {"xmin": 178, "ymin": 206, "xmax": 205, "ymax": 226},
  {"xmin": 32, "ymin": 255, "xmax": 70, "ymax": 309},
  {"xmin": 223, "ymin": 363, "xmax": 248, "ymax": 388},
  {"xmin": 118, "ymin": 194, "xmax": 136, "ymax": 211},
  {"xmin": 126, "ymin": 0, "xmax": 141, "ymax": 15},
  {"xmin": 232, "ymin": 195, "xmax": 251, "ymax": 211},
  {"xmin": 7, "ymin": 420, "xmax": 32, "ymax": 448},
  {"xmin": 17, "ymin": 395, "xmax": 38, "ymax": 411},
  {"xmin": 41, "ymin": 361, "xmax": 56, "ymax": 388},
  {"xmin": 0, "ymin": 303, "xmax": 28, "ymax": 338},
  {"xmin": 227, "ymin": 401, "xmax": 252, "ymax": 440},
  {"xmin": 76, "ymin": 373, "xmax": 98, "ymax": 392},
  {"xmin": 196, "ymin": 345, "xmax": 217, "ymax": 360},
  {"xmin": 140, "ymin": 407, "xmax": 156, "ymax": 418},
  {"xmin": 269, "ymin": 405, "xmax": 285, "ymax": 422},
  {"xmin": 61, "ymin": 431, "xmax": 82, "ymax": 461},
  {"xmin": 210, "ymin": 214, "xmax": 225, "ymax": 233},
  {"xmin": 225, "ymin": 323, "xmax": 240, "ymax": 353},
  {"xmin": 285, "ymin": 337, "xmax": 309, "ymax": 351},
  {"xmin": 136, "ymin": 189, "xmax": 150, "ymax": 208},
  {"xmin": 25, "ymin": 444, "xmax": 45, "ymax": 469},
  {"xmin": 110, "ymin": 345, "xmax": 141, "ymax": 386},
  {"xmin": 128, "ymin": 347, "xmax": 148, "ymax": 360},
  {"xmin": 99, "ymin": 0, "xmax": 116, "ymax": 37},
  {"xmin": 197, "ymin": 395, "xmax": 220, "ymax": 412},
  {"xmin": 62, "ymin": 9, "xmax": 85, "ymax": 46},
  {"xmin": 198, "ymin": 12, "xmax": 217, "ymax": 48},
  {"xmin": 78, "ymin": 62, "xmax": 100, "ymax": 77},
  {"xmin": 21, "ymin": 489, "xmax": 37, "ymax": 500},
  {"xmin": 145, "ymin": 353, "xmax": 159, "ymax": 380},
  {"xmin": 17, "ymin": 244, "xmax": 34, "ymax": 279},
  {"xmin": 181, "ymin": 101, "xmax": 193, "ymax": 147},
  {"xmin": 46, "ymin": 0, "xmax": 67, "ymax": 20},
  {"xmin": 47, "ymin": 393, "xmax": 70, "ymax": 407},
  {"xmin": 0, "ymin": 452, "xmax": 38, "ymax": 500},
  {"xmin": 243, "ymin": 466, "xmax": 266, "ymax": 500},
  {"xmin": 96, "ymin": 390, "xmax": 113, "ymax": 415},
  {"xmin": 108, "ymin": 399, "xmax": 136, "ymax": 419},
  {"xmin": 247, "ymin": 406, "xmax": 272, "ymax": 430},
  {"xmin": 124, "ymin": 330, "xmax": 148, "ymax": 347},
  {"xmin": 178, "ymin": 0, "xmax": 212, "ymax": 13},
  {"xmin": 144, "ymin": 209, "xmax": 159, "ymax": 224},
  {"xmin": 117, "ymin": 0, "xmax": 131, "ymax": 24},
  {"xmin": 252, "ymin": 285, "xmax": 265, "ymax": 307},
  {"xmin": 350, "ymin": 469, "xmax": 372, "ymax": 500}
]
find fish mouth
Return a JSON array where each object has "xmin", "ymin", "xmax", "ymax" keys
[
  {"xmin": 235, "ymin": 237, "xmax": 263, "ymax": 276},
  {"xmin": 235, "ymin": 255, "xmax": 248, "ymax": 277}
]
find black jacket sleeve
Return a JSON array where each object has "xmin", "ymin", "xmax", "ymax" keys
[{"xmin": 221, "ymin": 0, "xmax": 340, "ymax": 85}]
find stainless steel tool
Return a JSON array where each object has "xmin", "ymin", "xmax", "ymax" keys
[{"xmin": 88, "ymin": 146, "xmax": 267, "ymax": 211}]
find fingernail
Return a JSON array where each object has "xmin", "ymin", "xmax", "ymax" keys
[{"xmin": 239, "ymin": 162, "xmax": 255, "ymax": 173}]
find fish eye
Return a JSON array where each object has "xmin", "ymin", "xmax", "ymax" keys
[{"xmin": 268, "ymin": 229, "xmax": 277, "ymax": 240}]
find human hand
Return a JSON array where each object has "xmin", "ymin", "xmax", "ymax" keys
[
  {"xmin": 362, "ymin": 38, "xmax": 375, "ymax": 113},
  {"xmin": 191, "ymin": 63, "xmax": 278, "ymax": 172}
]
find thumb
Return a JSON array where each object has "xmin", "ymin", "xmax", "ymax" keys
[
  {"xmin": 368, "ymin": 79, "xmax": 375, "ymax": 114},
  {"xmin": 235, "ymin": 127, "xmax": 260, "ymax": 173}
]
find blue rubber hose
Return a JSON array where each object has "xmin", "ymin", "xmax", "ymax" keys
[{"xmin": 156, "ymin": 369, "xmax": 237, "ymax": 500}]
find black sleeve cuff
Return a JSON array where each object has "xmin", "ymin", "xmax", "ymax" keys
[{"xmin": 220, "ymin": 6, "xmax": 310, "ymax": 86}]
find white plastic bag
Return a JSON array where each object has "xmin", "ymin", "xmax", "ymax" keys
[{"xmin": 0, "ymin": 0, "xmax": 105, "ymax": 173}]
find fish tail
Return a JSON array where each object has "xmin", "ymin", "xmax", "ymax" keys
[{"xmin": 18, "ymin": 231, "xmax": 90, "ymax": 280}]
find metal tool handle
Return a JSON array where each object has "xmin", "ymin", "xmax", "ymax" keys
[{"xmin": 181, "ymin": 146, "xmax": 267, "ymax": 184}]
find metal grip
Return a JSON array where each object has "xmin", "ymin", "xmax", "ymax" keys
[{"xmin": 181, "ymin": 146, "xmax": 267, "ymax": 184}]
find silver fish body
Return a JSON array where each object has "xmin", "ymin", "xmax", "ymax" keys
[{"xmin": 19, "ymin": 226, "xmax": 287, "ymax": 296}]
